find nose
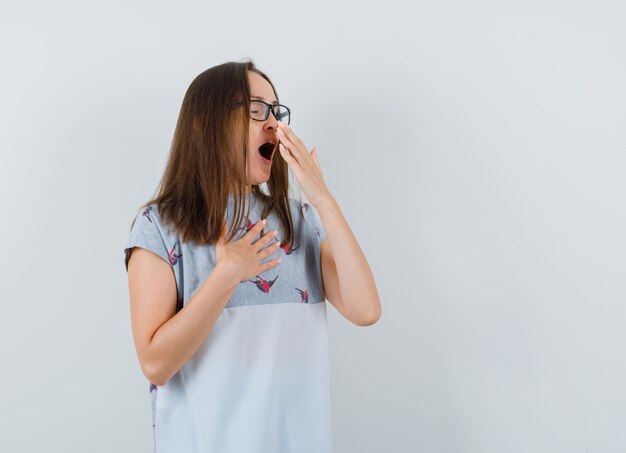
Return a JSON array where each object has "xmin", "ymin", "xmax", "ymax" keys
[{"xmin": 265, "ymin": 110, "xmax": 279, "ymax": 131}]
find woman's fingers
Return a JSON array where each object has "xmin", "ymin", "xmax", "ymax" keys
[
  {"xmin": 276, "ymin": 127, "xmax": 303, "ymax": 164},
  {"xmin": 244, "ymin": 219, "xmax": 266, "ymax": 243},
  {"xmin": 260, "ymin": 239, "xmax": 282, "ymax": 260},
  {"xmin": 311, "ymin": 147, "xmax": 321, "ymax": 169},
  {"xmin": 277, "ymin": 124, "xmax": 317, "ymax": 176},
  {"xmin": 277, "ymin": 122, "xmax": 304, "ymax": 150},
  {"xmin": 254, "ymin": 229, "xmax": 278, "ymax": 253},
  {"xmin": 278, "ymin": 142, "xmax": 298, "ymax": 167},
  {"xmin": 261, "ymin": 257, "xmax": 282, "ymax": 272}
]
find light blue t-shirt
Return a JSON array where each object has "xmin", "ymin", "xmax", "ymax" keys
[{"xmin": 124, "ymin": 192, "xmax": 330, "ymax": 453}]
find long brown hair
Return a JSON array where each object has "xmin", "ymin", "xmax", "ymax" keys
[{"xmin": 130, "ymin": 59, "xmax": 295, "ymax": 248}]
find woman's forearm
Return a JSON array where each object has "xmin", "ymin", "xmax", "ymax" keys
[
  {"xmin": 317, "ymin": 196, "xmax": 381, "ymax": 324},
  {"xmin": 146, "ymin": 264, "xmax": 240, "ymax": 386}
]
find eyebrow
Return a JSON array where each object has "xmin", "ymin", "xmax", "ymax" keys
[{"xmin": 251, "ymin": 95, "xmax": 279, "ymax": 105}]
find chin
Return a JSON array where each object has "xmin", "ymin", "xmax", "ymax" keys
[
  {"xmin": 253, "ymin": 178, "xmax": 270, "ymax": 186},
  {"xmin": 251, "ymin": 171, "xmax": 271, "ymax": 185}
]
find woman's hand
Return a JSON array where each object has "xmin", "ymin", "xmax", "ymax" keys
[
  {"xmin": 215, "ymin": 219, "xmax": 282, "ymax": 282},
  {"xmin": 276, "ymin": 122, "xmax": 332, "ymax": 209}
]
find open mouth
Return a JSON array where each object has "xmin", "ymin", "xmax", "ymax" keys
[{"xmin": 258, "ymin": 141, "xmax": 277, "ymax": 161}]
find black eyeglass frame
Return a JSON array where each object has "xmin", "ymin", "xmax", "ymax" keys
[{"xmin": 232, "ymin": 99, "xmax": 291, "ymax": 125}]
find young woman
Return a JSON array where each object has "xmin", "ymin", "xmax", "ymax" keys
[{"xmin": 124, "ymin": 59, "xmax": 381, "ymax": 452}]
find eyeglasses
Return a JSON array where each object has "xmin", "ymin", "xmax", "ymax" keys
[{"xmin": 232, "ymin": 99, "xmax": 291, "ymax": 125}]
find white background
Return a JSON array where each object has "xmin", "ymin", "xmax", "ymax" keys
[{"xmin": 1, "ymin": 0, "xmax": 625, "ymax": 451}]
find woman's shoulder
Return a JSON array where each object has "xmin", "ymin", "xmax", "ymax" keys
[
  {"xmin": 131, "ymin": 203, "xmax": 175, "ymax": 237},
  {"xmin": 124, "ymin": 203, "xmax": 181, "ymax": 271}
]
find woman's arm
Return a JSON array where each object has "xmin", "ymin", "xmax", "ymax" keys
[
  {"xmin": 316, "ymin": 195, "xmax": 381, "ymax": 326},
  {"xmin": 127, "ymin": 248, "xmax": 240, "ymax": 386},
  {"xmin": 274, "ymin": 122, "xmax": 380, "ymax": 325}
]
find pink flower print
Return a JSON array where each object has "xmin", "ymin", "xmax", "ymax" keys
[
  {"xmin": 249, "ymin": 275, "xmax": 279, "ymax": 294},
  {"xmin": 296, "ymin": 288, "xmax": 309, "ymax": 303},
  {"xmin": 169, "ymin": 240, "xmax": 182, "ymax": 265},
  {"xmin": 276, "ymin": 237, "xmax": 300, "ymax": 255},
  {"xmin": 142, "ymin": 206, "xmax": 154, "ymax": 223}
]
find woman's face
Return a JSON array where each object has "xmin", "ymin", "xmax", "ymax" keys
[{"xmin": 245, "ymin": 71, "xmax": 280, "ymax": 187}]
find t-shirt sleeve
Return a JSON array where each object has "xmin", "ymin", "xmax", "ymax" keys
[
  {"xmin": 302, "ymin": 201, "xmax": 327, "ymax": 243},
  {"xmin": 124, "ymin": 205, "xmax": 172, "ymax": 272}
]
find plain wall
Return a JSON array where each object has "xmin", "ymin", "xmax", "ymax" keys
[{"xmin": 1, "ymin": 0, "xmax": 625, "ymax": 451}]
